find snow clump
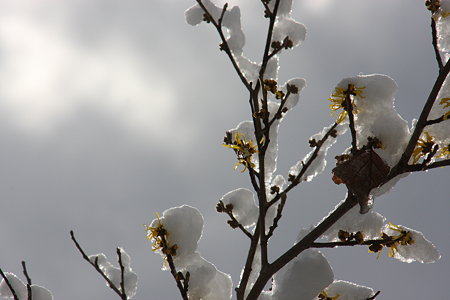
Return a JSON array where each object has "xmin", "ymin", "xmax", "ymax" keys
[
  {"xmin": 89, "ymin": 248, "xmax": 138, "ymax": 298},
  {"xmin": 0, "ymin": 272, "xmax": 53, "ymax": 300},
  {"xmin": 316, "ymin": 280, "xmax": 375, "ymax": 300},
  {"xmin": 383, "ymin": 224, "xmax": 440, "ymax": 263},
  {"xmin": 220, "ymin": 188, "xmax": 258, "ymax": 228},
  {"xmin": 148, "ymin": 205, "xmax": 232, "ymax": 300},
  {"xmin": 321, "ymin": 202, "xmax": 385, "ymax": 241}
]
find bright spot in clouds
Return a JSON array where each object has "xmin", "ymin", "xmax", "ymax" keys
[
  {"xmin": 0, "ymin": 5, "xmax": 184, "ymax": 148},
  {"xmin": 300, "ymin": 0, "xmax": 333, "ymax": 13}
]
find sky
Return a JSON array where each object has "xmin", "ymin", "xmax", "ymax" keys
[{"xmin": 0, "ymin": 0, "xmax": 449, "ymax": 299}]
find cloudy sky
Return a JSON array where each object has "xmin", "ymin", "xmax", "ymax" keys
[{"xmin": 0, "ymin": 0, "xmax": 449, "ymax": 299}]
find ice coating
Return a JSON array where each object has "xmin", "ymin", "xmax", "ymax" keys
[
  {"xmin": 268, "ymin": 0, "xmax": 294, "ymax": 17},
  {"xmin": 316, "ymin": 280, "xmax": 374, "ymax": 300},
  {"xmin": 270, "ymin": 249, "xmax": 333, "ymax": 300},
  {"xmin": 321, "ymin": 202, "xmax": 385, "ymax": 241},
  {"xmin": 177, "ymin": 253, "xmax": 232, "ymax": 300},
  {"xmin": 0, "ymin": 272, "xmax": 53, "ymax": 300},
  {"xmin": 435, "ymin": 0, "xmax": 450, "ymax": 51},
  {"xmin": 89, "ymin": 248, "xmax": 138, "ymax": 298},
  {"xmin": 383, "ymin": 224, "xmax": 440, "ymax": 263},
  {"xmin": 0, "ymin": 273, "xmax": 27, "ymax": 299},
  {"xmin": 220, "ymin": 188, "xmax": 258, "ymax": 228}
]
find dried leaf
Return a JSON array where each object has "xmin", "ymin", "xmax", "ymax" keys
[{"xmin": 332, "ymin": 149, "xmax": 390, "ymax": 214}]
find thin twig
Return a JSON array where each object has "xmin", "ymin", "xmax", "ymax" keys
[
  {"xmin": 117, "ymin": 248, "xmax": 127, "ymax": 299},
  {"xmin": 161, "ymin": 235, "xmax": 189, "ymax": 300},
  {"xmin": 225, "ymin": 210, "xmax": 253, "ymax": 239},
  {"xmin": 345, "ymin": 89, "xmax": 358, "ymax": 154},
  {"xmin": 0, "ymin": 267, "xmax": 19, "ymax": 300},
  {"xmin": 266, "ymin": 193, "xmax": 287, "ymax": 239},
  {"xmin": 21, "ymin": 261, "xmax": 32, "ymax": 285},
  {"xmin": 267, "ymin": 91, "xmax": 291, "ymax": 129},
  {"xmin": 70, "ymin": 230, "xmax": 126, "ymax": 299},
  {"xmin": 431, "ymin": 17, "xmax": 444, "ymax": 71},
  {"xmin": 367, "ymin": 290, "xmax": 381, "ymax": 300},
  {"xmin": 21, "ymin": 261, "xmax": 32, "ymax": 300},
  {"xmin": 311, "ymin": 235, "xmax": 407, "ymax": 249},
  {"xmin": 425, "ymin": 114, "xmax": 447, "ymax": 125}
]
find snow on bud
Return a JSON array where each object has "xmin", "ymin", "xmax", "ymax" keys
[
  {"xmin": 185, "ymin": 0, "xmax": 222, "ymax": 26},
  {"xmin": 382, "ymin": 223, "xmax": 440, "ymax": 263},
  {"xmin": 185, "ymin": 1, "xmax": 245, "ymax": 54},
  {"xmin": 272, "ymin": 18, "xmax": 306, "ymax": 50},
  {"xmin": 270, "ymin": 249, "xmax": 334, "ymax": 300},
  {"xmin": 316, "ymin": 280, "xmax": 375, "ymax": 300},
  {"xmin": 321, "ymin": 202, "xmax": 385, "ymax": 241},
  {"xmin": 281, "ymin": 78, "xmax": 306, "ymax": 110},
  {"xmin": 220, "ymin": 188, "xmax": 258, "ymax": 228}
]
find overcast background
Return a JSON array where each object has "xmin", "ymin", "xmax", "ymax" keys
[{"xmin": 0, "ymin": 0, "xmax": 449, "ymax": 299}]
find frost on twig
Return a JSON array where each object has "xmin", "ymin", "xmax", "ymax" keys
[
  {"xmin": 0, "ymin": 263, "xmax": 53, "ymax": 300},
  {"xmin": 70, "ymin": 231, "xmax": 137, "ymax": 299}
]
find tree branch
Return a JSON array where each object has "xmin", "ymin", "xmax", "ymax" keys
[
  {"xmin": 236, "ymin": 223, "xmax": 261, "ymax": 300},
  {"xmin": 246, "ymin": 194, "xmax": 358, "ymax": 299},
  {"xmin": 389, "ymin": 58, "xmax": 450, "ymax": 179},
  {"xmin": 21, "ymin": 261, "xmax": 32, "ymax": 300}
]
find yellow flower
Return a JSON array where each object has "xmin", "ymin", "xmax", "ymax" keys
[
  {"xmin": 440, "ymin": 97, "xmax": 450, "ymax": 120},
  {"xmin": 368, "ymin": 223, "xmax": 414, "ymax": 259},
  {"xmin": 318, "ymin": 291, "xmax": 340, "ymax": 300},
  {"xmin": 224, "ymin": 132, "xmax": 259, "ymax": 172},
  {"xmin": 437, "ymin": 143, "xmax": 450, "ymax": 158},
  {"xmin": 328, "ymin": 84, "xmax": 365, "ymax": 123},
  {"xmin": 145, "ymin": 213, "xmax": 167, "ymax": 251},
  {"xmin": 386, "ymin": 223, "xmax": 414, "ymax": 257},
  {"xmin": 412, "ymin": 132, "xmax": 435, "ymax": 163},
  {"xmin": 145, "ymin": 213, "xmax": 178, "ymax": 257}
]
